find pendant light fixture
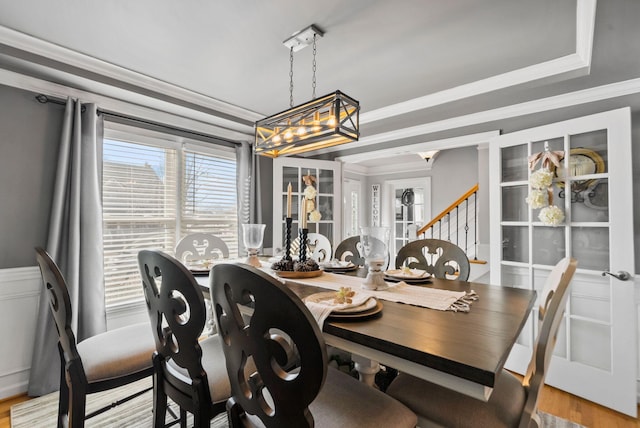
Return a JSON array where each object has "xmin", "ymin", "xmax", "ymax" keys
[{"xmin": 255, "ymin": 25, "xmax": 360, "ymax": 158}]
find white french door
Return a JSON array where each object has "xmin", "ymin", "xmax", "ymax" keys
[
  {"xmin": 489, "ymin": 107, "xmax": 636, "ymax": 416},
  {"xmin": 273, "ymin": 157, "xmax": 342, "ymax": 253}
]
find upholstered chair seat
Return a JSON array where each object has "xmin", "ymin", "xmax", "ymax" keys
[
  {"xmin": 76, "ymin": 323, "xmax": 154, "ymax": 383},
  {"xmin": 387, "ymin": 368, "xmax": 526, "ymax": 427}
]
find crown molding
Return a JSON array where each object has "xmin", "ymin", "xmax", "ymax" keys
[
  {"xmin": 360, "ymin": 0, "xmax": 596, "ymax": 125},
  {"xmin": 0, "ymin": 25, "xmax": 263, "ymax": 123},
  {"xmin": 337, "ymin": 131, "xmax": 500, "ymax": 164},
  {"xmin": 342, "ymin": 159, "xmax": 429, "ymax": 176},
  {"xmin": 319, "ymin": 77, "xmax": 640, "ymax": 156},
  {"xmin": 0, "ymin": 67, "xmax": 253, "ymax": 141}
]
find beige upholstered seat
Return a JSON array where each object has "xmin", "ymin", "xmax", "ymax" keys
[
  {"xmin": 395, "ymin": 238, "xmax": 471, "ymax": 281},
  {"xmin": 210, "ymin": 263, "xmax": 417, "ymax": 428},
  {"xmin": 77, "ymin": 323, "xmax": 155, "ymax": 383},
  {"xmin": 138, "ymin": 249, "xmax": 233, "ymax": 427},
  {"xmin": 386, "ymin": 257, "xmax": 577, "ymax": 428},
  {"xmin": 35, "ymin": 247, "xmax": 155, "ymax": 428}
]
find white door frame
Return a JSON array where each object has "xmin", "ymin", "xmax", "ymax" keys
[{"xmin": 489, "ymin": 107, "xmax": 636, "ymax": 416}]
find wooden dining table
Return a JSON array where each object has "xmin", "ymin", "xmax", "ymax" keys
[{"xmin": 196, "ymin": 264, "xmax": 536, "ymax": 402}]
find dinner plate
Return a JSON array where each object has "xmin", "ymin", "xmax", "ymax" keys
[
  {"xmin": 327, "ymin": 301, "xmax": 383, "ymax": 320},
  {"xmin": 304, "ymin": 292, "xmax": 377, "ymax": 313},
  {"xmin": 384, "ymin": 268, "xmax": 430, "ymax": 280},
  {"xmin": 322, "ymin": 264, "xmax": 359, "ymax": 273},
  {"xmin": 383, "ymin": 275, "xmax": 432, "ymax": 285},
  {"xmin": 274, "ymin": 270, "xmax": 323, "ymax": 279}
]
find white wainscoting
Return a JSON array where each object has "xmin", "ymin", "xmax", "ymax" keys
[{"xmin": 0, "ymin": 266, "xmax": 41, "ymax": 399}]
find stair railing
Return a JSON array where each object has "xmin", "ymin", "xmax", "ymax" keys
[{"xmin": 416, "ymin": 183, "xmax": 483, "ymax": 262}]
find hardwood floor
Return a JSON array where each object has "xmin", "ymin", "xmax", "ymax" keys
[
  {"xmin": 0, "ymin": 383, "xmax": 638, "ymax": 427},
  {"xmin": 0, "ymin": 393, "xmax": 29, "ymax": 428}
]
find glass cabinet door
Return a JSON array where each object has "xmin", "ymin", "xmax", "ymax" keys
[{"xmin": 273, "ymin": 157, "xmax": 342, "ymax": 256}]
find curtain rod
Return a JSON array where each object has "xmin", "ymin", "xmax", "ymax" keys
[{"xmin": 35, "ymin": 94, "xmax": 241, "ymax": 147}]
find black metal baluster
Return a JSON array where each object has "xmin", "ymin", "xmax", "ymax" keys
[
  {"xmin": 473, "ymin": 191, "xmax": 478, "ymax": 261},
  {"xmin": 464, "ymin": 197, "xmax": 469, "ymax": 254}
]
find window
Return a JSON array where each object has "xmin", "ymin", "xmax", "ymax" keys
[{"xmin": 102, "ymin": 126, "xmax": 237, "ymax": 307}]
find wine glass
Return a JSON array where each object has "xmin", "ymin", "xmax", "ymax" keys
[
  {"xmin": 360, "ymin": 226, "xmax": 390, "ymax": 290},
  {"xmin": 242, "ymin": 224, "xmax": 266, "ymax": 267}
]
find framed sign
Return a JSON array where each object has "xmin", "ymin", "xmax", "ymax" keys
[{"xmin": 371, "ymin": 184, "xmax": 380, "ymax": 226}]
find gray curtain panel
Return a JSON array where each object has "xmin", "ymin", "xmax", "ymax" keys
[
  {"xmin": 235, "ymin": 141, "xmax": 261, "ymax": 254},
  {"xmin": 28, "ymin": 99, "xmax": 106, "ymax": 396}
]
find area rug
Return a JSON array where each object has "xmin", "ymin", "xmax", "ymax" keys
[
  {"xmin": 10, "ymin": 378, "xmax": 227, "ymax": 427},
  {"xmin": 11, "ymin": 377, "xmax": 585, "ymax": 427}
]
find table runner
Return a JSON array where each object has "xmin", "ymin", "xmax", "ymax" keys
[{"xmin": 262, "ymin": 268, "xmax": 478, "ymax": 313}]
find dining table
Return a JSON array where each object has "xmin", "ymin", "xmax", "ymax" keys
[{"xmin": 195, "ymin": 263, "xmax": 536, "ymax": 402}]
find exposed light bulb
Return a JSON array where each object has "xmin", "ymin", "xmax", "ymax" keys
[
  {"xmin": 297, "ymin": 126, "xmax": 307, "ymax": 136},
  {"xmin": 284, "ymin": 129, "xmax": 294, "ymax": 141}
]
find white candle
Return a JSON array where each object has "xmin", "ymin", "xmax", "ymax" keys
[
  {"xmin": 301, "ymin": 198, "xmax": 307, "ymax": 228},
  {"xmin": 287, "ymin": 182, "xmax": 292, "ymax": 218}
]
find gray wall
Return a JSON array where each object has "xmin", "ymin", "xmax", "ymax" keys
[
  {"xmin": 0, "ymin": 84, "xmax": 63, "ymax": 268},
  {"xmin": 361, "ymin": 146, "xmax": 479, "ymax": 225}
]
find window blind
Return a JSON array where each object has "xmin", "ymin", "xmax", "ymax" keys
[{"xmin": 102, "ymin": 138, "xmax": 237, "ymax": 307}]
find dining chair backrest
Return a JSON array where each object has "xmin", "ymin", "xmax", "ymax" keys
[
  {"xmin": 395, "ymin": 238, "xmax": 470, "ymax": 281},
  {"xmin": 210, "ymin": 263, "xmax": 328, "ymax": 427},
  {"xmin": 334, "ymin": 236, "xmax": 390, "ymax": 270},
  {"xmin": 519, "ymin": 257, "xmax": 577, "ymax": 426},
  {"xmin": 291, "ymin": 232, "xmax": 332, "ymax": 262},
  {"xmin": 176, "ymin": 233, "xmax": 229, "ymax": 264},
  {"xmin": 35, "ymin": 247, "xmax": 83, "ymax": 378},
  {"xmin": 138, "ymin": 250, "xmax": 212, "ymax": 401}
]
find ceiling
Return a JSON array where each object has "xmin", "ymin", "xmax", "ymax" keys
[{"xmin": 0, "ymin": 0, "xmax": 639, "ymax": 165}]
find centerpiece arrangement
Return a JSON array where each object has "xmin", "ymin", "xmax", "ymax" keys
[{"xmin": 271, "ymin": 175, "xmax": 322, "ymax": 277}]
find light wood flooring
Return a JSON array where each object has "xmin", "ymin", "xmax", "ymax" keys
[{"xmin": 1, "ymin": 382, "xmax": 638, "ymax": 427}]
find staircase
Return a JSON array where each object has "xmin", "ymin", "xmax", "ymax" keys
[{"xmin": 416, "ymin": 184, "xmax": 489, "ymax": 280}]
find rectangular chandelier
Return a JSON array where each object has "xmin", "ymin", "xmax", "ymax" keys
[{"xmin": 254, "ymin": 90, "xmax": 359, "ymax": 158}]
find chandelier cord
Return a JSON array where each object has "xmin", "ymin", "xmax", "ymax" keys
[
  {"xmin": 289, "ymin": 46, "xmax": 294, "ymax": 108},
  {"xmin": 312, "ymin": 34, "xmax": 317, "ymax": 99}
]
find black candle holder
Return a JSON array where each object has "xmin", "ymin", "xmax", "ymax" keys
[
  {"xmin": 298, "ymin": 228, "xmax": 308, "ymax": 262},
  {"xmin": 284, "ymin": 217, "xmax": 293, "ymax": 261}
]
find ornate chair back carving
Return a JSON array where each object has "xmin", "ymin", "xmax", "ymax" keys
[
  {"xmin": 35, "ymin": 247, "xmax": 84, "ymax": 380},
  {"xmin": 291, "ymin": 233, "xmax": 332, "ymax": 263},
  {"xmin": 334, "ymin": 236, "xmax": 390, "ymax": 270},
  {"xmin": 395, "ymin": 238, "xmax": 470, "ymax": 281},
  {"xmin": 176, "ymin": 233, "xmax": 229, "ymax": 264},
  {"xmin": 210, "ymin": 263, "xmax": 327, "ymax": 427},
  {"xmin": 138, "ymin": 250, "xmax": 213, "ymax": 409}
]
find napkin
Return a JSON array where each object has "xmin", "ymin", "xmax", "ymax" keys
[{"xmin": 305, "ymin": 292, "xmax": 372, "ymax": 327}]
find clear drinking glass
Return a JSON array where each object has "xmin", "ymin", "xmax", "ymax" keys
[
  {"xmin": 360, "ymin": 226, "xmax": 390, "ymax": 290},
  {"xmin": 242, "ymin": 224, "xmax": 266, "ymax": 267}
]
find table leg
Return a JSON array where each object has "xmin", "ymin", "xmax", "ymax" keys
[{"xmin": 351, "ymin": 354, "xmax": 380, "ymax": 387}]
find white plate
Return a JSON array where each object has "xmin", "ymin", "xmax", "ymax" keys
[
  {"xmin": 384, "ymin": 268, "xmax": 430, "ymax": 280},
  {"xmin": 304, "ymin": 291, "xmax": 377, "ymax": 313}
]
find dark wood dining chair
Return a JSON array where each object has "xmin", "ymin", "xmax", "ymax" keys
[
  {"xmin": 395, "ymin": 238, "xmax": 471, "ymax": 281},
  {"xmin": 175, "ymin": 233, "xmax": 229, "ymax": 264},
  {"xmin": 35, "ymin": 247, "xmax": 155, "ymax": 428},
  {"xmin": 209, "ymin": 263, "xmax": 417, "ymax": 428},
  {"xmin": 334, "ymin": 235, "xmax": 390, "ymax": 270},
  {"xmin": 386, "ymin": 257, "xmax": 577, "ymax": 428},
  {"xmin": 138, "ymin": 250, "xmax": 231, "ymax": 427}
]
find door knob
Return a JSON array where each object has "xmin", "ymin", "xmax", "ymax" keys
[{"xmin": 601, "ymin": 271, "xmax": 631, "ymax": 281}]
